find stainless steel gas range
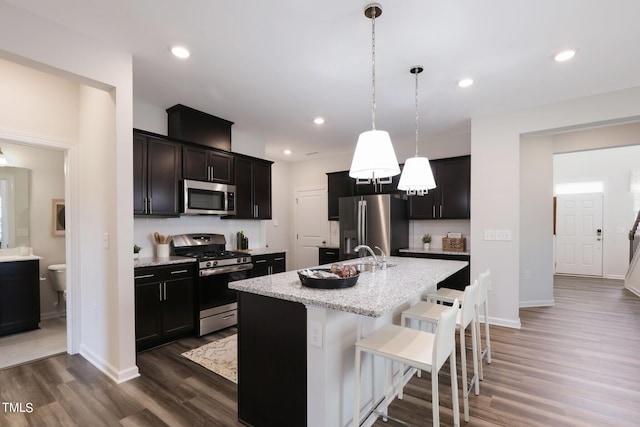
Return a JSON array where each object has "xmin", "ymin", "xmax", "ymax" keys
[{"xmin": 171, "ymin": 233, "xmax": 252, "ymax": 336}]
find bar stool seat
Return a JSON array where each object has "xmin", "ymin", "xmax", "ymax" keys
[
  {"xmin": 427, "ymin": 269, "xmax": 492, "ymax": 380},
  {"xmin": 403, "ymin": 280, "xmax": 479, "ymax": 422},
  {"xmin": 354, "ymin": 301, "xmax": 460, "ymax": 427}
]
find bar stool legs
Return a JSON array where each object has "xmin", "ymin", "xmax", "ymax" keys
[{"xmin": 353, "ymin": 301, "xmax": 461, "ymax": 427}]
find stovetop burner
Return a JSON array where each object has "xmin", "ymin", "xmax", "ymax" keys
[{"xmin": 171, "ymin": 233, "xmax": 252, "ymax": 270}]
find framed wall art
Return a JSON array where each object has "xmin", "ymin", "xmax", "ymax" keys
[{"xmin": 52, "ymin": 199, "xmax": 65, "ymax": 237}]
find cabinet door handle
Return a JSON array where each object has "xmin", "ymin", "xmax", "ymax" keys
[
  {"xmin": 149, "ymin": 197, "xmax": 153, "ymax": 215},
  {"xmin": 325, "ymin": 251, "xmax": 335, "ymax": 255},
  {"xmin": 255, "ymin": 259, "xmax": 267, "ymax": 264},
  {"xmin": 254, "ymin": 204, "xmax": 258, "ymax": 218},
  {"xmin": 274, "ymin": 257, "xmax": 285, "ymax": 261},
  {"xmin": 158, "ymin": 283, "xmax": 162, "ymax": 301},
  {"xmin": 170, "ymin": 269, "xmax": 188, "ymax": 275},
  {"xmin": 439, "ymin": 204, "xmax": 443, "ymax": 218},
  {"xmin": 163, "ymin": 282, "xmax": 167, "ymax": 301},
  {"xmin": 135, "ymin": 274, "xmax": 155, "ymax": 279},
  {"xmin": 432, "ymin": 205, "xmax": 435, "ymax": 218}
]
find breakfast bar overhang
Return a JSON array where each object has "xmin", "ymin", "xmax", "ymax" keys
[{"xmin": 229, "ymin": 256, "xmax": 468, "ymax": 427}]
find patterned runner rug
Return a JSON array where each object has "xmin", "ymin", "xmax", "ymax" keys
[{"xmin": 181, "ymin": 334, "xmax": 237, "ymax": 383}]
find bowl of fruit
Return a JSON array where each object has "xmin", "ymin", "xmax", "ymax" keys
[{"xmin": 297, "ymin": 264, "xmax": 360, "ymax": 289}]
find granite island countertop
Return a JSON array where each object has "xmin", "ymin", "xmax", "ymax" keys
[{"xmin": 229, "ymin": 256, "xmax": 467, "ymax": 317}]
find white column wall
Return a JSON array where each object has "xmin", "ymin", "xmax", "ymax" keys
[{"xmin": 0, "ymin": 2, "xmax": 137, "ymax": 382}]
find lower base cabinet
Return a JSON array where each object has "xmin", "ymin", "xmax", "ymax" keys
[
  {"xmin": 0, "ymin": 260, "xmax": 40, "ymax": 337},
  {"xmin": 318, "ymin": 247, "xmax": 339, "ymax": 265},
  {"xmin": 251, "ymin": 252, "xmax": 286, "ymax": 277},
  {"xmin": 135, "ymin": 263, "xmax": 195, "ymax": 352},
  {"xmin": 399, "ymin": 251, "xmax": 470, "ymax": 291}
]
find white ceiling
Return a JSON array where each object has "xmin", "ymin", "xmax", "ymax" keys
[{"xmin": 7, "ymin": 0, "xmax": 640, "ymax": 162}]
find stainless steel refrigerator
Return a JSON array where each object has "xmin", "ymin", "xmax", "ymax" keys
[{"xmin": 339, "ymin": 194, "xmax": 408, "ymax": 261}]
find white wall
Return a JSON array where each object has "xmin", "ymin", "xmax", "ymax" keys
[
  {"xmin": 0, "ymin": 142, "xmax": 66, "ymax": 319},
  {"xmin": 519, "ymin": 135, "xmax": 554, "ymax": 307},
  {"xmin": 0, "ymin": 2, "xmax": 137, "ymax": 382},
  {"xmin": 472, "ymin": 87, "xmax": 640, "ymax": 329},
  {"xmin": 554, "ymin": 145, "xmax": 640, "ymax": 279}
]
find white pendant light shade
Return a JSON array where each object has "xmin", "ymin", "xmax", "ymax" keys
[
  {"xmin": 349, "ymin": 130, "xmax": 400, "ymax": 180},
  {"xmin": 398, "ymin": 65, "xmax": 436, "ymax": 196},
  {"xmin": 397, "ymin": 156, "xmax": 436, "ymax": 195}
]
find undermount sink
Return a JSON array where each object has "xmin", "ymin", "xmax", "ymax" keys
[{"xmin": 352, "ymin": 262, "xmax": 397, "ymax": 273}]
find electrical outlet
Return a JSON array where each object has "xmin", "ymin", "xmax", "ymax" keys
[
  {"xmin": 310, "ymin": 320, "xmax": 323, "ymax": 348},
  {"xmin": 484, "ymin": 230, "xmax": 496, "ymax": 240},
  {"xmin": 495, "ymin": 230, "xmax": 512, "ymax": 241}
]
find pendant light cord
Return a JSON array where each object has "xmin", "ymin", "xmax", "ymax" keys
[
  {"xmin": 414, "ymin": 70, "xmax": 419, "ymax": 156},
  {"xmin": 371, "ymin": 12, "xmax": 377, "ymax": 130}
]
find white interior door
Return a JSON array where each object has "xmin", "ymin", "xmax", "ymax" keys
[
  {"xmin": 294, "ymin": 187, "xmax": 327, "ymax": 269},
  {"xmin": 555, "ymin": 193, "xmax": 603, "ymax": 276}
]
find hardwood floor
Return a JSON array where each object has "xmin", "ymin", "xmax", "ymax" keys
[{"xmin": 1, "ymin": 276, "xmax": 639, "ymax": 426}]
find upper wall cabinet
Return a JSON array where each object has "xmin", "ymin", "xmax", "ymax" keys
[
  {"xmin": 182, "ymin": 145, "xmax": 234, "ymax": 184},
  {"xmin": 408, "ymin": 155, "xmax": 470, "ymax": 220},
  {"xmin": 231, "ymin": 156, "xmax": 273, "ymax": 220},
  {"xmin": 133, "ymin": 130, "xmax": 181, "ymax": 217},
  {"xmin": 167, "ymin": 104, "xmax": 233, "ymax": 151}
]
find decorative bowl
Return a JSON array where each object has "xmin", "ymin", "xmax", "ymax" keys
[{"xmin": 297, "ymin": 269, "xmax": 360, "ymax": 289}]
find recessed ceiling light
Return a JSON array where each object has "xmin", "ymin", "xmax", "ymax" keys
[
  {"xmin": 554, "ymin": 49, "xmax": 577, "ymax": 62},
  {"xmin": 171, "ymin": 46, "xmax": 190, "ymax": 59},
  {"xmin": 457, "ymin": 78, "xmax": 474, "ymax": 88},
  {"xmin": 284, "ymin": 149, "xmax": 292, "ymax": 155},
  {"xmin": 314, "ymin": 117, "xmax": 325, "ymax": 125}
]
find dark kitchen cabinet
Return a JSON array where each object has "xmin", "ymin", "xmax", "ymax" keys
[
  {"xmin": 133, "ymin": 130, "xmax": 181, "ymax": 217},
  {"xmin": 232, "ymin": 156, "xmax": 273, "ymax": 219},
  {"xmin": 0, "ymin": 260, "xmax": 40, "ymax": 337},
  {"xmin": 327, "ymin": 171, "xmax": 353, "ymax": 220},
  {"xmin": 134, "ymin": 263, "xmax": 195, "ymax": 351},
  {"xmin": 409, "ymin": 155, "xmax": 470, "ymax": 220},
  {"xmin": 182, "ymin": 145, "xmax": 234, "ymax": 184},
  {"xmin": 318, "ymin": 247, "xmax": 339, "ymax": 265},
  {"xmin": 398, "ymin": 251, "xmax": 470, "ymax": 291},
  {"xmin": 167, "ymin": 104, "xmax": 233, "ymax": 151},
  {"xmin": 251, "ymin": 252, "xmax": 286, "ymax": 277}
]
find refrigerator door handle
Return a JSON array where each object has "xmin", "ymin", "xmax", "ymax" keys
[{"xmin": 357, "ymin": 200, "xmax": 362, "ymax": 248}]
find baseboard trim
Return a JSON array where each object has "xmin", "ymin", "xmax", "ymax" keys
[
  {"xmin": 519, "ymin": 299, "xmax": 554, "ymax": 308},
  {"xmin": 79, "ymin": 344, "xmax": 140, "ymax": 384}
]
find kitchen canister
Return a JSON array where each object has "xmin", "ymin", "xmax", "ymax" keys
[{"xmin": 157, "ymin": 243, "xmax": 170, "ymax": 258}]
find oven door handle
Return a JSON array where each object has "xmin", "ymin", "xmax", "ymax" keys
[{"xmin": 199, "ymin": 263, "xmax": 254, "ymax": 276}]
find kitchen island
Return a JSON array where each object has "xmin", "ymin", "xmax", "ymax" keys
[{"xmin": 229, "ymin": 256, "xmax": 467, "ymax": 427}]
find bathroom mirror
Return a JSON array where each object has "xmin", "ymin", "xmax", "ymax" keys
[{"xmin": 0, "ymin": 166, "xmax": 30, "ymax": 249}]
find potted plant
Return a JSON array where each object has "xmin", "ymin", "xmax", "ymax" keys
[
  {"xmin": 134, "ymin": 244, "xmax": 142, "ymax": 260},
  {"xmin": 422, "ymin": 234, "xmax": 432, "ymax": 251}
]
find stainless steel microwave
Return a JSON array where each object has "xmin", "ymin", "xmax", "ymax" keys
[{"xmin": 182, "ymin": 179, "xmax": 236, "ymax": 215}]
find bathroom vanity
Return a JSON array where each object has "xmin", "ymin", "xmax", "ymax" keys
[{"xmin": 0, "ymin": 257, "xmax": 40, "ymax": 336}]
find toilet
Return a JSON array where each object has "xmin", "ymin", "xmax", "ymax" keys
[{"xmin": 48, "ymin": 264, "xmax": 67, "ymax": 301}]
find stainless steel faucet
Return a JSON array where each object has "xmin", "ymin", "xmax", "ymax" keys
[{"xmin": 353, "ymin": 245, "xmax": 387, "ymax": 270}]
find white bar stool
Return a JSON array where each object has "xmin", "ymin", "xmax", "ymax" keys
[
  {"xmin": 427, "ymin": 269, "xmax": 492, "ymax": 379},
  {"xmin": 353, "ymin": 301, "xmax": 460, "ymax": 427},
  {"xmin": 403, "ymin": 281, "xmax": 479, "ymax": 422}
]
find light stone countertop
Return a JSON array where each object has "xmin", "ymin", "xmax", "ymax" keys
[
  {"xmin": 241, "ymin": 248, "xmax": 288, "ymax": 256},
  {"xmin": 0, "ymin": 255, "xmax": 42, "ymax": 263},
  {"xmin": 229, "ymin": 256, "xmax": 468, "ymax": 317},
  {"xmin": 134, "ymin": 256, "xmax": 196, "ymax": 268}
]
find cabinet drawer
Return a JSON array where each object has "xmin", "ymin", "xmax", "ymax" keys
[{"xmin": 135, "ymin": 263, "xmax": 195, "ymax": 284}]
